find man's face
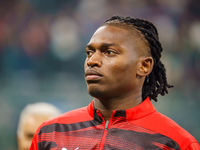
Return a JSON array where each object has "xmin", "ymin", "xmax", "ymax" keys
[
  {"xmin": 84, "ymin": 25, "xmax": 147, "ymax": 99},
  {"xmin": 17, "ymin": 114, "xmax": 50, "ymax": 150}
]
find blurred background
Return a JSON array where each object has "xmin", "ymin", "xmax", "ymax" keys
[{"xmin": 0, "ymin": 0, "xmax": 199, "ymax": 149}]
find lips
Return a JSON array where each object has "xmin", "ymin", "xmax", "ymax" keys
[{"xmin": 85, "ymin": 69, "xmax": 103, "ymax": 81}]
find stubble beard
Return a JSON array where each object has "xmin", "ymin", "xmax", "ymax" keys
[{"xmin": 87, "ymin": 85, "xmax": 104, "ymax": 98}]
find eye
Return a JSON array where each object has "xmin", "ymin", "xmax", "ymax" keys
[
  {"xmin": 104, "ymin": 49, "xmax": 117, "ymax": 56},
  {"xmin": 85, "ymin": 50, "xmax": 94, "ymax": 57},
  {"xmin": 25, "ymin": 133, "xmax": 34, "ymax": 140}
]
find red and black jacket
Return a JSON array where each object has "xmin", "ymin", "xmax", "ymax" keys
[{"xmin": 30, "ymin": 97, "xmax": 199, "ymax": 150}]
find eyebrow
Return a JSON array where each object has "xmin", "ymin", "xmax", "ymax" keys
[{"xmin": 86, "ymin": 42, "xmax": 121, "ymax": 49}]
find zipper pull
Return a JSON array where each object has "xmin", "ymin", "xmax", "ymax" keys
[{"xmin": 105, "ymin": 120, "xmax": 109, "ymax": 130}]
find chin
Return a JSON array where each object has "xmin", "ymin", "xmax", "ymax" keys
[{"xmin": 88, "ymin": 86, "xmax": 104, "ymax": 98}]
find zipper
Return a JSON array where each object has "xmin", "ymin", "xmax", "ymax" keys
[
  {"xmin": 98, "ymin": 110, "xmax": 116, "ymax": 150},
  {"xmin": 99, "ymin": 120, "xmax": 110, "ymax": 150},
  {"xmin": 105, "ymin": 120, "xmax": 109, "ymax": 130}
]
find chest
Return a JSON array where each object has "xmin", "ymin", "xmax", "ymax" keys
[{"xmin": 37, "ymin": 121, "xmax": 180, "ymax": 150}]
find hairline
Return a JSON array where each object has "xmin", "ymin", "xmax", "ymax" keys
[{"xmin": 100, "ymin": 23, "xmax": 151, "ymax": 56}]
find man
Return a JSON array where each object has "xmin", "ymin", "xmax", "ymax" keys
[
  {"xmin": 17, "ymin": 102, "xmax": 61, "ymax": 150},
  {"xmin": 30, "ymin": 15, "xmax": 200, "ymax": 150}
]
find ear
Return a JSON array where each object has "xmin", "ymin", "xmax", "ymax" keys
[{"xmin": 136, "ymin": 57, "xmax": 154, "ymax": 77}]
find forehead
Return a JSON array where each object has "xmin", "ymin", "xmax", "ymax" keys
[
  {"xmin": 22, "ymin": 114, "xmax": 50, "ymax": 132},
  {"xmin": 90, "ymin": 25, "xmax": 139, "ymax": 43},
  {"xmin": 88, "ymin": 25, "xmax": 149, "ymax": 56}
]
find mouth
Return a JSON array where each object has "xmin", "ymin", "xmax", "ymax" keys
[{"xmin": 85, "ymin": 69, "xmax": 103, "ymax": 82}]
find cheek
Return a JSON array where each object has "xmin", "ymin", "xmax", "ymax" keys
[
  {"xmin": 108, "ymin": 62, "xmax": 131, "ymax": 77},
  {"xmin": 108, "ymin": 60, "xmax": 138, "ymax": 83},
  {"xmin": 84, "ymin": 59, "xmax": 87, "ymax": 70},
  {"xmin": 110, "ymin": 58, "xmax": 137, "ymax": 72}
]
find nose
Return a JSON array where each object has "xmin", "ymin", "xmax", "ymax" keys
[{"xmin": 86, "ymin": 51, "xmax": 102, "ymax": 67}]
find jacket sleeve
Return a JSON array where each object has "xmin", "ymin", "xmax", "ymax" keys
[
  {"xmin": 29, "ymin": 133, "xmax": 38, "ymax": 150},
  {"xmin": 186, "ymin": 142, "xmax": 200, "ymax": 150}
]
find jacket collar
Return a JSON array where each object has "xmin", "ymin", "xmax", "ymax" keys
[{"xmin": 87, "ymin": 97, "xmax": 156, "ymax": 121}]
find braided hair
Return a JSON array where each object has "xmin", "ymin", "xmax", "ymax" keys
[{"xmin": 102, "ymin": 15, "xmax": 173, "ymax": 102}]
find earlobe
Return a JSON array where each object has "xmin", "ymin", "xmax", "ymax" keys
[{"xmin": 136, "ymin": 57, "xmax": 154, "ymax": 77}]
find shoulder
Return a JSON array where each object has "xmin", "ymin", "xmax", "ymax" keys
[
  {"xmin": 41, "ymin": 106, "xmax": 93, "ymax": 126},
  {"xmin": 137, "ymin": 110, "xmax": 199, "ymax": 149}
]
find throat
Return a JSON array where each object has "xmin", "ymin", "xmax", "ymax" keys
[{"xmin": 93, "ymin": 94, "xmax": 142, "ymax": 121}]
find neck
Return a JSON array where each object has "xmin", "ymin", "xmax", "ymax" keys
[{"xmin": 93, "ymin": 92, "xmax": 143, "ymax": 121}]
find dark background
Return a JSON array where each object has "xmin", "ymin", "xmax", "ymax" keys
[{"xmin": 0, "ymin": 0, "xmax": 199, "ymax": 149}]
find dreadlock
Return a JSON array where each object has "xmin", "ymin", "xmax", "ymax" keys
[{"xmin": 102, "ymin": 15, "xmax": 173, "ymax": 102}]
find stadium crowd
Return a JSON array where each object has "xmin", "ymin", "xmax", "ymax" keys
[{"xmin": 0, "ymin": 0, "xmax": 199, "ymax": 149}]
